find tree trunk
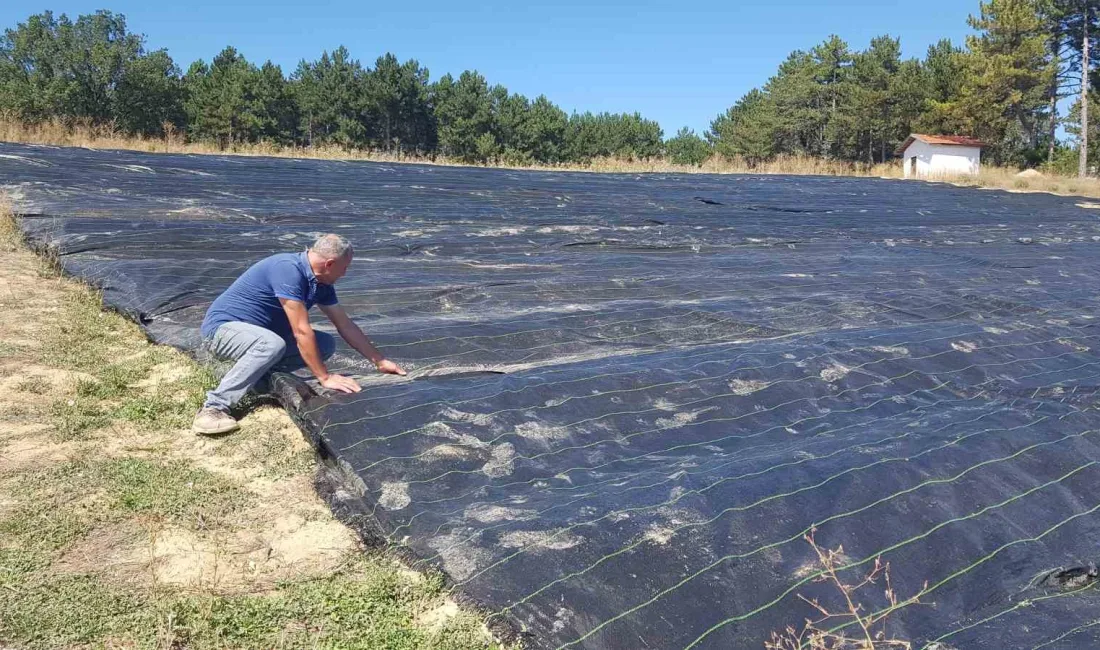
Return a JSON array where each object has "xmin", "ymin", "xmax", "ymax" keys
[
  {"xmin": 1049, "ymin": 88, "xmax": 1058, "ymax": 164},
  {"xmin": 1081, "ymin": 13, "xmax": 1090, "ymax": 178},
  {"xmin": 1049, "ymin": 45, "xmax": 1060, "ymax": 164}
]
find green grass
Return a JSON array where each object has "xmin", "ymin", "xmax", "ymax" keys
[
  {"xmin": 0, "ymin": 341, "xmax": 26, "ymax": 359},
  {"xmin": 39, "ymin": 292, "xmax": 121, "ymax": 371},
  {"xmin": 49, "ymin": 396, "xmax": 111, "ymax": 439},
  {"xmin": 165, "ymin": 558, "xmax": 487, "ymax": 650},
  {"xmin": 97, "ymin": 457, "xmax": 249, "ymax": 524},
  {"xmin": 0, "ymin": 560, "xmax": 158, "ymax": 650},
  {"xmin": 0, "ymin": 503, "xmax": 96, "ymax": 553},
  {"xmin": 56, "ymin": 336, "xmax": 215, "ymax": 436},
  {"xmin": 216, "ymin": 408, "xmax": 317, "ymax": 479},
  {"xmin": 0, "ymin": 403, "xmax": 32, "ymax": 420},
  {"xmin": 1, "ymin": 469, "xmax": 490, "ymax": 650},
  {"xmin": 0, "ymin": 546, "xmax": 491, "ymax": 650},
  {"xmin": 14, "ymin": 375, "xmax": 51, "ymax": 394}
]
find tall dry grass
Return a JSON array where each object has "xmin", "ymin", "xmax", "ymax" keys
[
  {"xmin": 0, "ymin": 117, "xmax": 418, "ymax": 163},
  {"xmin": 6, "ymin": 117, "xmax": 1100, "ymax": 198}
]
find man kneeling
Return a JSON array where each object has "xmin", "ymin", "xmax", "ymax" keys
[{"xmin": 193, "ymin": 233, "xmax": 405, "ymax": 435}]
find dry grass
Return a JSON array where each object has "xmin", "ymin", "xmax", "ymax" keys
[
  {"xmin": 932, "ymin": 165, "xmax": 1100, "ymax": 197},
  {"xmin": 8, "ymin": 117, "xmax": 1100, "ymax": 198},
  {"xmin": 0, "ymin": 117, "xmax": 415, "ymax": 163}
]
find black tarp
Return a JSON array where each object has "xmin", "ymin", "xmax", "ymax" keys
[{"xmin": 5, "ymin": 141, "xmax": 1100, "ymax": 649}]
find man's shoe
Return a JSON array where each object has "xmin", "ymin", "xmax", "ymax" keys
[{"xmin": 192, "ymin": 407, "xmax": 240, "ymax": 436}]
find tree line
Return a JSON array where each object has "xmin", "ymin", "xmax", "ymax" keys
[
  {"xmin": 0, "ymin": 10, "xmax": 665, "ymax": 165},
  {"xmin": 1, "ymin": 3, "xmax": 1099, "ymax": 171}
]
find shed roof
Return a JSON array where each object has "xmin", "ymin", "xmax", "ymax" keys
[{"xmin": 897, "ymin": 134, "xmax": 986, "ymax": 155}]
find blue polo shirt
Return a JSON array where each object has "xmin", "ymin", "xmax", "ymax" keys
[{"xmin": 201, "ymin": 252, "xmax": 338, "ymax": 343}]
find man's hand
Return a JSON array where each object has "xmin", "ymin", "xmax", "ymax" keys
[
  {"xmin": 319, "ymin": 374, "xmax": 362, "ymax": 394},
  {"xmin": 376, "ymin": 359, "xmax": 407, "ymax": 376}
]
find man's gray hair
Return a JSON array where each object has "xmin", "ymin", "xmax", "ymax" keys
[{"xmin": 311, "ymin": 233, "xmax": 353, "ymax": 260}]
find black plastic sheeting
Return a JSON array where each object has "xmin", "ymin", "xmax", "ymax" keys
[{"xmin": 6, "ymin": 141, "xmax": 1100, "ymax": 649}]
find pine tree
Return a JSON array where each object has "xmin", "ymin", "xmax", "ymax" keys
[
  {"xmin": 432, "ymin": 71, "xmax": 496, "ymax": 162},
  {"xmin": 665, "ymin": 127, "xmax": 711, "ymax": 166},
  {"xmin": 252, "ymin": 61, "xmax": 297, "ymax": 143},
  {"xmin": 364, "ymin": 54, "xmax": 433, "ymax": 153},
  {"xmin": 844, "ymin": 36, "xmax": 902, "ymax": 163},
  {"xmin": 811, "ymin": 35, "xmax": 853, "ymax": 157},
  {"xmin": 917, "ymin": 39, "xmax": 968, "ymax": 134},
  {"xmin": 526, "ymin": 95, "xmax": 569, "ymax": 163},
  {"xmin": 291, "ymin": 47, "xmax": 369, "ymax": 148},
  {"xmin": 953, "ymin": 0, "xmax": 1055, "ymax": 164},
  {"xmin": 707, "ymin": 89, "xmax": 778, "ymax": 164},
  {"xmin": 184, "ymin": 47, "xmax": 256, "ymax": 145}
]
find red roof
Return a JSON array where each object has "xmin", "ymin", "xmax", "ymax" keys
[{"xmin": 897, "ymin": 134, "xmax": 986, "ymax": 155}]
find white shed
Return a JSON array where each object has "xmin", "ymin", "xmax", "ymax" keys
[{"xmin": 897, "ymin": 134, "xmax": 985, "ymax": 178}]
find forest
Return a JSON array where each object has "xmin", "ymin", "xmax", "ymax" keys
[{"xmin": 0, "ymin": 1, "xmax": 1096, "ymax": 171}]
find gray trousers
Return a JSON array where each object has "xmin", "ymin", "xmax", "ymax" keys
[{"xmin": 202, "ymin": 321, "xmax": 336, "ymax": 411}]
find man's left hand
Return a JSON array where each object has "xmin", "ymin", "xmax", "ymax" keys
[{"xmin": 376, "ymin": 359, "xmax": 407, "ymax": 376}]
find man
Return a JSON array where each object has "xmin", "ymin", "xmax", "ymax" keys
[{"xmin": 192, "ymin": 233, "xmax": 405, "ymax": 435}]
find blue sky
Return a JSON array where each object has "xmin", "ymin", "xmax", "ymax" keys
[{"xmin": 2, "ymin": 1, "xmax": 977, "ymax": 136}]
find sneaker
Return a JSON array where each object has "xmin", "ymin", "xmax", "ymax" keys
[{"xmin": 191, "ymin": 407, "xmax": 240, "ymax": 436}]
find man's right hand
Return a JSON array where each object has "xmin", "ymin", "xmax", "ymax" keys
[{"xmin": 319, "ymin": 374, "xmax": 362, "ymax": 394}]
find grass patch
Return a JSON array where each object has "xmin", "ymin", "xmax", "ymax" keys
[
  {"xmin": 97, "ymin": 457, "xmax": 248, "ymax": 524},
  {"xmin": 0, "ymin": 503, "xmax": 96, "ymax": 553},
  {"xmin": 8, "ymin": 456, "xmax": 249, "ymax": 532},
  {"xmin": 69, "ymin": 346, "xmax": 214, "ymax": 431},
  {"xmin": 39, "ymin": 291, "xmax": 122, "ymax": 371},
  {"xmin": 49, "ymin": 396, "xmax": 111, "ymax": 440},
  {"xmin": 0, "ymin": 547, "xmax": 492, "ymax": 650},
  {"xmin": 0, "ymin": 561, "xmax": 158, "ymax": 650},
  {"xmin": 0, "ymin": 341, "xmax": 26, "ymax": 358},
  {"xmin": 0, "ymin": 194, "xmax": 20, "ymax": 251},
  {"xmin": 14, "ymin": 375, "xmax": 50, "ymax": 394},
  {"xmin": 0, "ymin": 403, "xmax": 31, "ymax": 420},
  {"xmin": 217, "ymin": 407, "xmax": 317, "ymax": 479},
  {"xmin": 114, "ymin": 391, "xmax": 192, "ymax": 429},
  {"xmin": 166, "ymin": 557, "xmax": 485, "ymax": 650}
]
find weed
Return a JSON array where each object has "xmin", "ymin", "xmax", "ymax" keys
[
  {"xmin": 0, "ymin": 403, "xmax": 31, "ymax": 419},
  {"xmin": 50, "ymin": 396, "xmax": 111, "ymax": 439},
  {"xmin": 0, "ymin": 503, "xmax": 96, "ymax": 553},
  {"xmin": 767, "ymin": 528, "xmax": 927, "ymax": 650},
  {"xmin": 0, "ymin": 341, "xmax": 26, "ymax": 359},
  {"xmin": 14, "ymin": 375, "xmax": 50, "ymax": 394},
  {"xmin": 114, "ymin": 392, "xmax": 186, "ymax": 428}
]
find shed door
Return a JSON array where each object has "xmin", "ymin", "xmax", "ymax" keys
[{"xmin": 910, "ymin": 156, "xmax": 917, "ymax": 176}]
